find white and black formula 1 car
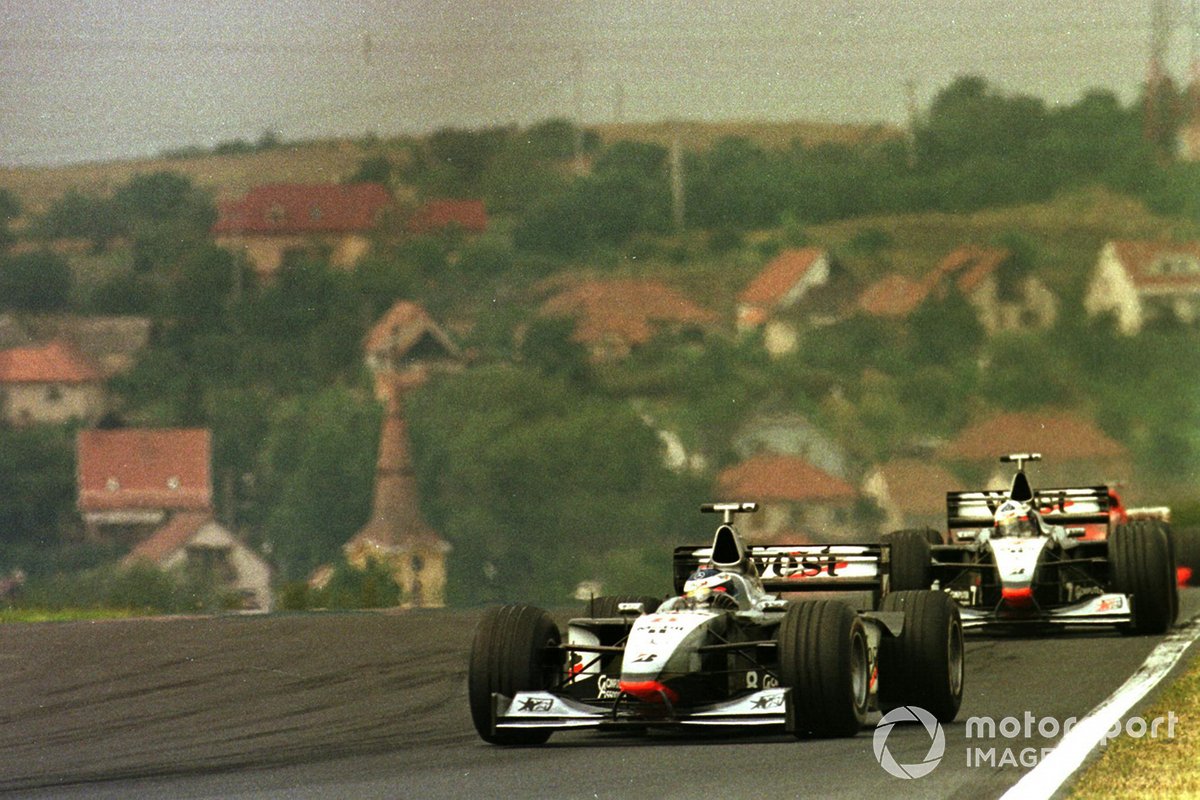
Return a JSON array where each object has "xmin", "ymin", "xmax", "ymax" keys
[
  {"xmin": 469, "ymin": 502, "xmax": 964, "ymax": 745},
  {"xmin": 883, "ymin": 453, "xmax": 1178, "ymax": 634}
]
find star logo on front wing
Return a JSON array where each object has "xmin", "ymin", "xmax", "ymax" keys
[
  {"xmin": 751, "ymin": 694, "xmax": 784, "ymax": 709},
  {"xmin": 519, "ymin": 697, "xmax": 555, "ymax": 713}
]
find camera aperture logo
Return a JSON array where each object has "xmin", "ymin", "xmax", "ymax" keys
[{"xmin": 873, "ymin": 706, "xmax": 946, "ymax": 779}]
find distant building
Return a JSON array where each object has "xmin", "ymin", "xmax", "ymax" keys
[
  {"xmin": 212, "ymin": 183, "xmax": 393, "ymax": 281},
  {"xmin": 123, "ymin": 512, "xmax": 273, "ymax": 612},
  {"xmin": 856, "ymin": 274, "xmax": 927, "ymax": 319},
  {"xmin": 716, "ymin": 453, "xmax": 859, "ymax": 544},
  {"xmin": 862, "ymin": 459, "xmax": 965, "ymax": 535},
  {"xmin": 21, "ymin": 315, "xmax": 151, "ymax": 379},
  {"xmin": 364, "ymin": 301, "xmax": 461, "ymax": 374},
  {"xmin": 77, "ymin": 428, "xmax": 213, "ymax": 543},
  {"xmin": 345, "ymin": 371, "xmax": 451, "ymax": 608},
  {"xmin": 0, "ymin": 315, "xmax": 32, "ymax": 349},
  {"xmin": 407, "ymin": 199, "xmax": 488, "ymax": 236},
  {"xmin": 858, "ymin": 246, "xmax": 1057, "ymax": 334},
  {"xmin": 346, "ymin": 303, "xmax": 461, "ymax": 608},
  {"xmin": 737, "ymin": 248, "xmax": 858, "ymax": 356},
  {"xmin": 1084, "ymin": 240, "xmax": 1200, "ymax": 334},
  {"xmin": 0, "ymin": 339, "xmax": 105, "ymax": 426},
  {"xmin": 938, "ymin": 411, "xmax": 1130, "ymax": 491},
  {"xmin": 540, "ymin": 278, "xmax": 719, "ymax": 361}
]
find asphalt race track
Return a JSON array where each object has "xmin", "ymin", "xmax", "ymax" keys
[{"xmin": 3, "ymin": 592, "xmax": 1198, "ymax": 800}]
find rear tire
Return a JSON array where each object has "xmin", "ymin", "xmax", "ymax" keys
[
  {"xmin": 1110, "ymin": 521, "xmax": 1175, "ymax": 635},
  {"xmin": 877, "ymin": 590, "xmax": 964, "ymax": 723},
  {"xmin": 883, "ymin": 530, "xmax": 932, "ymax": 591},
  {"xmin": 777, "ymin": 600, "xmax": 869, "ymax": 737},
  {"xmin": 468, "ymin": 604, "xmax": 563, "ymax": 745}
]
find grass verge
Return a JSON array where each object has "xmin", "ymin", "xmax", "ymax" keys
[
  {"xmin": 1070, "ymin": 652, "xmax": 1200, "ymax": 798},
  {"xmin": 0, "ymin": 608, "xmax": 142, "ymax": 624}
]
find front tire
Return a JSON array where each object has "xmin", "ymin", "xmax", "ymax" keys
[
  {"xmin": 877, "ymin": 590, "xmax": 964, "ymax": 723},
  {"xmin": 468, "ymin": 604, "xmax": 563, "ymax": 745},
  {"xmin": 778, "ymin": 600, "xmax": 870, "ymax": 737},
  {"xmin": 1110, "ymin": 521, "xmax": 1175, "ymax": 635}
]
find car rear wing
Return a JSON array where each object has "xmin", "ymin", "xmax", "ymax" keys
[
  {"xmin": 947, "ymin": 486, "xmax": 1114, "ymax": 529},
  {"xmin": 672, "ymin": 543, "xmax": 883, "ymax": 595}
]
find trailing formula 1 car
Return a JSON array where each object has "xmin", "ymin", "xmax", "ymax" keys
[
  {"xmin": 469, "ymin": 503, "xmax": 964, "ymax": 745},
  {"xmin": 884, "ymin": 453, "xmax": 1177, "ymax": 634}
]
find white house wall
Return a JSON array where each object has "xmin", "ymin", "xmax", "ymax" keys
[{"xmin": 1084, "ymin": 244, "xmax": 1142, "ymax": 335}]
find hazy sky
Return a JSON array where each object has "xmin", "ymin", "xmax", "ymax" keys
[{"xmin": 1, "ymin": 1, "xmax": 1190, "ymax": 167}]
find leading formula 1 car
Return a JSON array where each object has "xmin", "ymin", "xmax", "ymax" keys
[
  {"xmin": 469, "ymin": 502, "xmax": 964, "ymax": 745},
  {"xmin": 883, "ymin": 453, "xmax": 1177, "ymax": 634}
]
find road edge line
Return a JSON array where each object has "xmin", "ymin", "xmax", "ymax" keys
[{"xmin": 998, "ymin": 617, "xmax": 1200, "ymax": 800}]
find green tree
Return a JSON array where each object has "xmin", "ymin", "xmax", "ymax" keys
[
  {"xmin": 0, "ymin": 249, "xmax": 73, "ymax": 310},
  {"xmin": 347, "ymin": 155, "xmax": 394, "ymax": 186},
  {"xmin": 36, "ymin": 190, "xmax": 123, "ymax": 251},
  {"xmin": 907, "ymin": 286, "xmax": 985, "ymax": 366},
  {"xmin": 0, "ymin": 189, "xmax": 19, "ymax": 251},
  {"xmin": 0, "ymin": 426, "xmax": 77, "ymax": 546},
  {"xmin": 260, "ymin": 388, "xmax": 381, "ymax": 580},
  {"xmin": 407, "ymin": 366, "xmax": 693, "ymax": 605}
]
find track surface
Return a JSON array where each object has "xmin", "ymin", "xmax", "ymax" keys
[{"xmin": 4, "ymin": 593, "xmax": 1198, "ymax": 800}]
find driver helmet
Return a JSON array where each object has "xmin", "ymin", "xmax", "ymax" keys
[
  {"xmin": 993, "ymin": 499, "xmax": 1033, "ymax": 538},
  {"xmin": 682, "ymin": 568, "xmax": 741, "ymax": 608}
]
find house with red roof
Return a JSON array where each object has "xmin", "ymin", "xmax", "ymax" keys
[
  {"xmin": 22, "ymin": 314, "xmax": 151, "ymax": 379},
  {"xmin": 407, "ymin": 199, "xmax": 488, "ymax": 236},
  {"xmin": 0, "ymin": 339, "xmax": 105, "ymax": 426},
  {"xmin": 1084, "ymin": 240, "xmax": 1200, "ymax": 335},
  {"xmin": 123, "ymin": 511, "xmax": 273, "ymax": 612},
  {"xmin": 938, "ymin": 411, "xmax": 1131, "ymax": 492},
  {"xmin": 737, "ymin": 248, "xmax": 857, "ymax": 355},
  {"xmin": 856, "ymin": 274, "xmax": 927, "ymax": 319},
  {"xmin": 540, "ymin": 278, "xmax": 720, "ymax": 360},
  {"xmin": 77, "ymin": 428, "xmax": 213, "ymax": 541},
  {"xmin": 857, "ymin": 246, "xmax": 1056, "ymax": 334},
  {"xmin": 862, "ymin": 459, "xmax": 965, "ymax": 535},
  {"xmin": 212, "ymin": 182, "xmax": 393, "ymax": 280},
  {"xmin": 716, "ymin": 453, "xmax": 859, "ymax": 543}
]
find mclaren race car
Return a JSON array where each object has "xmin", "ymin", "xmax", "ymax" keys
[
  {"xmin": 469, "ymin": 503, "xmax": 964, "ymax": 745},
  {"xmin": 883, "ymin": 453, "xmax": 1177, "ymax": 633}
]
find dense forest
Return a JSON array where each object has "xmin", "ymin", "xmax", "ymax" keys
[{"xmin": 1, "ymin": 76, "xmax": 1198, "ymax": 608}]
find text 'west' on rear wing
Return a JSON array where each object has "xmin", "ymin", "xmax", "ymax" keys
[
  {"xmin": 672, "ymin": 543, "xmax": 883, "ymax": 595},
  {"xmin": 946, "ymin": 486, "xmax": 1113, "ymax": 529}
]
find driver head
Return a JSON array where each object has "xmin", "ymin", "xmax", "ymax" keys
[{"xmin": 993, "ymin": 499, "xmax": 1032, "ymax": 538}]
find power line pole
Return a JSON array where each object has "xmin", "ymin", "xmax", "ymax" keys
[
  {"xmin": 670, "ymin": 132, "xmax": 685, "ymax": 233},
  {"xmin": 1144, "ymin": 0, "xmax": 1175, "ymax": 151},
  {"xmin": 573, "ymin": 48, "xmax": 587, "ymax": 175}
]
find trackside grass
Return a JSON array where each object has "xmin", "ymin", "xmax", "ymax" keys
[
  {"xmin": 1071, "ymin": 653, "xmax": 1200, "ymax": 798},
  {"xmin": 0, "ymin": 609, "xmax": 141, "ymax": 624}
]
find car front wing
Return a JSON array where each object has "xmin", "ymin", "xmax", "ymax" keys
[
  {"xmin": 957, "ymin": 592, "xmax": 1132, "ymax": 629},
  {"xmin": 492, "ymin": 687, "xmax": 792, "ymax": 735}
]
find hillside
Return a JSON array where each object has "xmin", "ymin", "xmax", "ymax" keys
[{"xmin": 0, "ymin": 119, "xmax": 899, "ymax": 218}]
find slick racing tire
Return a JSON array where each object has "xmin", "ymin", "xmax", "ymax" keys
[
  {"xmin": 876, "ymin": 590, "xmax": 964, "ymax": 723},
  {"xmin": 882, "ymin": 530, "xmax": 933, "ymax": 591},
  {"xmin": 778, "ymin": 599, "xmax": 870, "ymax": 738},
  {"xmin": 468, "ymin": 604, "xmax": 563, "ymax": 745},
  {"xmin": 1171, "ymin": 526, "xmax": 1200, "ymax": 587},
  {"xmin": 584, "ymin": 595, "xmax": 661, "ymax": 618},
  {"xmin": 1110, "ymin": 521, "xmax": 1176, "ymax": 635}
]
